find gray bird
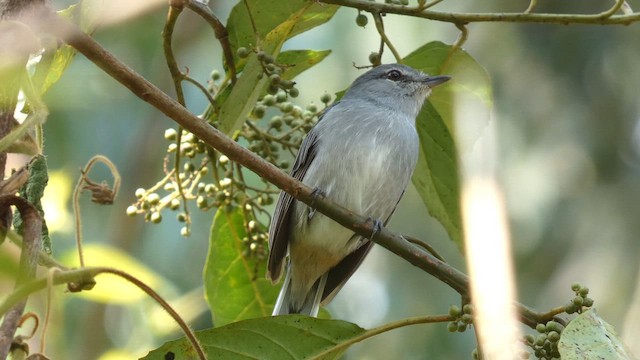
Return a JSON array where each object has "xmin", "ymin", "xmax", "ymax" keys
[{"xmin": 267, "ymin": 63, "xmax": 450, "ymax": 316}]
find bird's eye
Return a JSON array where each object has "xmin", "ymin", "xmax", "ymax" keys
[{"xmin": 386, "ymin": 70, "xmax": 402, "ymax": 81}]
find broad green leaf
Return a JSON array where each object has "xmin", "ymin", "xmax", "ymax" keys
[
  {"xmin": 60, "ymin": 244, "xmax": 168, "ymax": 304},
  {"xmin": 404, "ymin": 42, "xmax": 492, "ymax": 250},
  {"xmin": 226, "ymin": 0, "xmax": 338, "ymax": 71},
  {"xmin": 32, "ymin": 0, "xmax": 102, "ymax": 94},
  {"xmin": 404, "ymin": 41, "xmax": 492, "ymax": 147},
  {"xmin": 217, "ymin": 1, "xmax": 337, "ymax": 135},
  {"xmin": 412, "ymin": 101, "xmax": 462, "ymax": 248},
  {"xmin": 558, "ymin": 309, "xmax": 634, "ymax": 360},
  {"xmin": 142, "ymin": 315, "xmax": 364, "ymax": 360},
  {"xmin": 278, "ymin": 49, "xmax": 332, "ymax": 81},
  {"xmin": 204, "ymin": 207, "xmax": 279, "ymax": 326}
]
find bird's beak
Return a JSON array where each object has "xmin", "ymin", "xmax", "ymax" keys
[{"xmin": 423, "ymin": 75, "xmax": 452, "ymax": 88}]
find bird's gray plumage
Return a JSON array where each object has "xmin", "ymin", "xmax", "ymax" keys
[{"xmin": 267, "ymin": 64, "xmax": 450, "ymax": 316}]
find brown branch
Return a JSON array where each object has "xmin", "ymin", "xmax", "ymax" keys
[
  {"xmin": 319, "ymin": 0, "xmax": 640, "ymax": 25},
  {"xmin": 0, "ymin": 195, "xmax": 41, "ymax": 360}
]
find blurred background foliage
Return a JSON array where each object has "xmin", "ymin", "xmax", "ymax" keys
[{"xmin": 1, "ymin": 0, "xmax": 639, "ymax": 359}]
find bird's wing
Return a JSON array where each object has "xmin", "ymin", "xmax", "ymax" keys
[
  {"xmin": 321, "ymin": 190, "xmax": 406, "ymax": 303},
  {"xmin": 266, "ymin": 103, "xmax": 339, "ymax": 282}
]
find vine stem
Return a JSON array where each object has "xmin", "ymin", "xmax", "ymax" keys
[
  {"xmin": 310, "ymin": 314, "xmax": 454, "ymax": 359},
  {"xmin": 319, "ymin": 0, "xmax": 640, "ymax": 25},
  {"xmin": 0, "ymin": 266, "xmax": 206, "ymax": 360}
]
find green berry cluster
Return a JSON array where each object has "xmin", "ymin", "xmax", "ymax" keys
[
  {"xmin": 447, "ymin": 304, "xmax": 473, "ymax": 333},
  {"xmin": 241, "ymin": 92, "xmax": 327, "ymax": 168},
  {"xmin": 236, "ymin": 46, "xmax": 299, "ymax": 97},
  {"xmin": 565, "ymin": 282, "xmax": 594, "ymax": 314},
  {"xmin": 523, "ymin": 320, "xmax": 564, "ymax": 359}
]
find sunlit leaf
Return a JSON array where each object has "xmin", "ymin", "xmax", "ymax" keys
[
  {"xmin": 142, "ymin": 315, "xmax": 364, "ymax": 360},
  {"xmin": 32, "ymin": 0, "xmax": 103, "ymax": 95},
  {"xmin": 404, "ymin": 42, "xmax": 492, "ymax": 250},
  {"xmin": 60, "ymin": 244, "xmax": 168, "ymax": 304},
  {"xmin": 203, "ymin": 207, "xmax": 279, "ymax": 326},
  {"xmin": 278, "ymin": 49, "xmax": 331, "ymax": 81},
  {"xmin": 217, "ymin": 1, "xmax": 337, "ymax": 134},
  {"xmin": 558, "ymin": 309, "xmax": 634, "ymax": 359},
  {"xmin": 404, "ymin": 41, "xmax": 492, "ymax": 147}
]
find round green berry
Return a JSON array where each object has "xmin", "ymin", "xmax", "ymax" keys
[
  {"xmin": 536, "ymin": 323, "xmax": 546, "ymax": 333},
  {"xmin": 253, "ymin": 105, "xmax": 267, "ymax": 118},
  {"xmin": 447, "ymin": 321, "xmax": 457, "ymax": 332},
  {"xmin": 269, "ymin": 116, "xmax": 283, "ymax": 129},
  {"xmin": 211, "ymin": 70, "xmax": 221, "ymax": 80},
  {"xmin": 583, "ymin": 297, "xmax": 594, "ymax": 307},
  {"xmin": 565, "ymin": 303, "xmax": 578, "ymax": 314},
  {"xmin": 571, "ymin": 282, "xmax": 581, "ymax": 292},
  {"xmin": 524, "ymin": 334, "xmax": 535, "ymax": 345},
  {"xmin": 164, "ymin": 128, "xmax": 178, "ymax": 141},
  {"xmin": 456, "ymin": 322, "xmax": 467, "ymax": 332},
  {"xmin": 150, "ymin": 212, "xmax": 162, "ymax": 224},
  {"xmin": 369, "ymin": 51, "xmax": 380, "ymax": 64},
  {"xmin": 462, "ymin": 304, "xmax": 473, "ymax": 314},
  {"xmin": 460, "ymin": 314, "xmax": 472, "ymax": 324},
  {"xmin": 269, "ymin": 73, "xmax": 281, "ymax": 85},
  {"xmin": 579, "ymin": 287, "xmax": 589, "ymax": 297},
  {"xmin": 237, "ymin": 47, "xmax": 250, "ymax": 58},
  {"xmin": 545, "ymin": 321, "xmax": 561, "ymax": 332},
  {"xmin": 262, "ymin": 95, "xmax": 276, "ymax": 106},
  {"xmin": 276, "ymin": 92, "xmax": 288, "ymax": 103},
  {"xmin": 135, "ymin": 188, "xmax": 146, "ymax": 199},
  {"xmin": 169, "ymin": 199, "xmax": 180, "ymax": 210},
  {"xmin": 448, "ymin": 305, "xmax": 461, "ymax": 317},
  {"xmin": 126, "ymin": 205, "xmax": 138, "ymax": 216},
  {"xmin": 535, "ymin": 334, "xmax": 547, "ymax": 346},
  {"xmin": 356, "ymin": 13, "xmax": 368, "ymax": 27},
  {"xmin": 547, "ymin": 331, "xmax": 560, "ymax": 342},
  {"xmin": 147, "ymin": 193, "xmax": 160, "ymax": 206},
  {"xmin": 177, "ymin": 213, "xmax": 187, "ymax": 222},
  {"xmin": 289, "ymin": 87, "xmax": 299, "ymax": 98},
  {"xmin": 572, "ymin": 296, "xmax": 584, "ymax": 306},
  {"xmin": 320, "ymin": 92, "xmax": 332, "ymax": 104}
]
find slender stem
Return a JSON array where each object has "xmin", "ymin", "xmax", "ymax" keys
[
  {"xmin": 0, "ymin": 266, "xmax": 206, "ymax": 360},
  {"xmin": 418, "ymin": 0, "xmax": 444, "ymax": 11},
  {"xmin": 601, "ymin": 0, "xmax": 625, "ymax": 18},
  {"xmin": 183, "ymin": 74, "xmax": 217, "ymax": 108},
  {"xmin": 524, "ymin": 0, "xmax": 537, "ymax": 14},
  {"xmin": 187, "ymin": 0, "xmax": 237, "ymax": 84},
  {"xmin": 372, "ymin": 11, "xmax": 402, "ymax": 63},
  {"xmin": 319, "ymin": 0, "xmax": 640, "ymax": 25},
  {"xmin": 311, "ymin": 314, "xmax": 454, "ymax": 359},
  {"xmin": 163, "ymin": 5, "xmax": 192, "ymax": 232}
]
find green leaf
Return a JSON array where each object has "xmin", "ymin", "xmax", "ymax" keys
[
  {"xmin": 278, "ymin": 49, "xmax": 332, "ymax": 81},
  {"xmin": 204, "ymin": 207, "xmax": 280, "ymax": 326},
  {"xmin": 412, "ymin": 101, "xmax": 462, "ymax": 248},
  {"xmin": 558, "ymin": 309, "xmax": 634, "ymax": 359},
  {"xmin": 32, "ymin": 0, "xmax": 102, "ymax": 95},
  {"xmin": 141, "ymin": 315, "xmax": 364, "ymax": 360},
  {"xmin": 404, "ymin": 41, "xmax": 493, "ymax": 250},
  {"xmin": 216, "ymin": 1, "xmax": 337, "ymax": 135},
  {"xmin": 226, "ymin": 0, "xmax": 338, "ymax": 71},
  {"xmin": 403, "ymin": 41, "xmax": 492, "ymax": 146}
]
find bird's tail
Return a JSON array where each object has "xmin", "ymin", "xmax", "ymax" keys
[{"xmin": 272, "ymin": 266, "xmax": 327, "ymax": 317}]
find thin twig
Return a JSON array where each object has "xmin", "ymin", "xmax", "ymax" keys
[
  {"xmin": 524, "ymin": 0, "xmax": 537, "ymax": 14},
  {"xmin": 183, "ymin": 74, "xmax": 218, "ymax": 108},
  {"xmin": 418, "ymin": 0, "xmax": 444, "ymax": 11},
  {"xmin": 72, "ymin": 155, "xmax": 120, "ymax": 267},
  {"xmin": 163, "ymin": 5, "xmax": 192, "ymax": 233},
  {"xmin": 404, "ymin": 235, "xmax": 446, "ymax": 262},
  {"xmin": 310, "ymin": 314, "xmax": 454, "ymax": 359},
  {"xmin": 319, "ymin": 0, "xmax": 640, "ymax": 25},
  {"xmin": 372, "ymin": 11, "xmax": 402, "ymax": 63},
  {"xmin": 0, "ymin": 266, "xmax": 206, "ymax": 360},
  {"xmin": 187, "ymin": 0, "xmax": 237, "ymax": 84},
  {"xmin": 40, "ymin": 267, "xmax": 59, "ymax": 354}
]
